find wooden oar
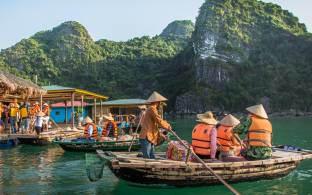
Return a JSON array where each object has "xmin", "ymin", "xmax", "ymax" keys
[
  {"xmin": 170, "ymin": 130, "xmax": 240, "ymax": 195},
  {"xmin": 128, "ymin": 112, "xmax": 145, "ymax": 152}
]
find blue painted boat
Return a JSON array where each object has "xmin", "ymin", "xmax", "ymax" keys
[{"xmin": 0, "ymin": 138, "xmax": 18, "ymax": 149}]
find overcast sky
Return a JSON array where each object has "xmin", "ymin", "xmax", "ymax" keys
[{"xmin": 0, "ymin": 0, "xmax": 311, "ymax": 49}]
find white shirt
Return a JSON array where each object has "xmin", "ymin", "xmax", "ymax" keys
[
  {"xmin": 35, "ymin": 116, "xmax": 43, "ymax": 127},
  {"xmin": 88, "ymin": 125, "xmax": 94, "ymax": 137}
]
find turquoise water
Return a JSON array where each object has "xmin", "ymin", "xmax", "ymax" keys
[{"xmin": 0, "ymin": 117, "xmax": 312, "ymax": 194}]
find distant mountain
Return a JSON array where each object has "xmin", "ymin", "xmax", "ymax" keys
[
  {"xmin": 0, "ymin": 21, "xmax": 185, "ymax": 98},
  {"xmin": 1, "ymin": 0, "xmax": 312, "ymax": 113},
  {"xmin": 160, "ymin": 20, "xmax": 195, "ymax": 40}
]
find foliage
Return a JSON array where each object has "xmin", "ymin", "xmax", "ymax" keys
[
  {"xmin": 0, "ymin": 0, "xmax": 312, "ymax": 113},
  {"xmin": 0, "ymin": 21, "xmax": 188, "ymax": 100}
]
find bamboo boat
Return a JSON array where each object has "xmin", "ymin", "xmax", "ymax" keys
[
  {"xmin": 96, "ymin": 147, "xmax": 312, "ymax": 186},
  {"xmin": 54, "ymin": 138, "xmax": 140, "ymax": 152},
  {"xmin": 18, "ymin": 129, "xmax": 83, "ymax": 145}
]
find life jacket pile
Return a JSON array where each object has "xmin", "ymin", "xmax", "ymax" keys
[
  {"xmin": 247, "ymin": 115, "xmax": 272, "ymax": 147},
  {"xmin": 217, "ymin": 125, "xmax": 236, "ymax": 152},
  {"xmin": 191, "ymin": 123, "xmax": 214, "ymax": 156},
  {"xmin": 84, "ymin": 123, "xmax": 98, "ymax": 139}
]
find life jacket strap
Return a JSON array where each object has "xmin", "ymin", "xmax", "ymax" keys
[
  {"xmin": 192, "ymin": 138, "xmax": 211, "ymax": 143},
  {"xmin": 247, "ymin": 139, "xmax": 271, "ymax": 147}
]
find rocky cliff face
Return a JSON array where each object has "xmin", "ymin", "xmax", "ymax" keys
[{"xmin": 174, "ymin": 0, "xmax": 312, "ymax": 113}]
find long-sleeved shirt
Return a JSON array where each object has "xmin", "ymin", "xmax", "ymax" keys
[
  {"xmin": 139, "ymin": 104, "xmax": 170, "ymax": 145},
  {"xmin": 234, "ymin": 116, "xmax": 272, "ymax": 160},
  {"xmin": 210, "ymin": 127, "xmax": 217, "ymax": 159}
]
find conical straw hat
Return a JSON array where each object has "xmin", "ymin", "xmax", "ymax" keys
[
  {"xmin": 85, "ymin": 116, "xmax": 93, "ymax": 123},
  {"xmin": 37, "ymin": 111, "xmax": 45, "ymax": 117},
  {"xmin": 146, "ymin": 91, "xmax": 168, "ymax": 103},
  {"xmin": 246, "ymin": 104, "xmax": 268, "ymax": 119},
  {"xmin": 196, "ymin": 111, "xmax": 217, "ymax": 125},
  {"xmin": 138, "ymin": 105, "xmax": 147, "ymax": 110},
  {"xmin": 220, "ymin": 114, "xmax": 240, "ymax": 127},
  {"xmin": 103, "ymin": 113, "xmax": 114, "ymax": 121}
]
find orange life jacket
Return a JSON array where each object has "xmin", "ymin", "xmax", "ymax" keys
[
  {"xmin": 30, "ymin": 105, "xmax": 40, "ymax": 116},
  {"xmin": 191, "ymin": 123, "xmax": 214, "ymax": 156},
  {"xmin": 247, "ymin": 115, "xmax": 272, "ymax": 147},
  {"xmin": 84, "ymin": 123, "xmax": 98, "ymax": 139},
  {"xmin": 102, "ymin": 121, "xmax": 118, "ymax": 138},
  {"xmin": 217, "ymin": 125, "xmax": 236, "ymax": 152}
]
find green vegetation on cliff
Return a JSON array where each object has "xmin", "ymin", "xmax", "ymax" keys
[{"xmin": 0, "ymin": 21, "xmax": 187, "ymax": 99}]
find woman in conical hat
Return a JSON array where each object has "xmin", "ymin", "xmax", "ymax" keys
[
  {"xmin": 235, "ymin": 104, "xmax": 273, "ymax": 160},
  {"xmin": 146, "ymin": 91, "xmax": 168, "ymax": 103},
  {"xmin": 191, "ymin": 111, "xmax": 218, "ymax": 159},
  {"xmin": 217, "ymin": 114, "xmax": 242, "ymax": 158},
  {"xmin": 196, "ymin": 111, "xmax": 218, "ymax": 125},
  {"xmin": 84, "ymin": 116, "xmax": 98, "ymax": 140},
  {"xmin": 103, "ymin": 113, "xmax": 114, "ymax": 121},
  {"xmin": 102, "ymin": 113, "xmax": 118, "ymax": 139},
  {"xmin": 34, "ymin": 111, "xmax": 45, "ymax": 135},
  {"xmin": 139, "ymin": 91, "xmax": 172, "ymax": 159},
  {"xmin": 85, "ymin": 116, "xmax": 93, "ymax": 123}
]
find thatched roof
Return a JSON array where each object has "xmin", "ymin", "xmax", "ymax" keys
[{"xmin": 0, "ymin": 71, "xmax": 46, "ymax": 98}]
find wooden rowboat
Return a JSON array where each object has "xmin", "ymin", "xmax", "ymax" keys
[
  {"xmin": 54, "ymin": 138, "xmax": 141, "ymax": 152},
  {"xmin": 96, "ymin": 147, "xmax": 312, "ymax": 186}
]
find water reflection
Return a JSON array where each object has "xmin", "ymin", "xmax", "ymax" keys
[{"xmin": 0, "ymin": 117, "xmax": 311, "ymax": 194}]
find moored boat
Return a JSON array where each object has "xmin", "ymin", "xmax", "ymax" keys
[
  {"xmin": 54, "ymin": 138, "xmax": 140, "ymax": 152},
  {"xmin": 96, "ymin": 146, "xmax": 312, "ymax": 186},
  {"xmin": 0, "ymin": 138, "xmax": 18, "ymax": 149}
]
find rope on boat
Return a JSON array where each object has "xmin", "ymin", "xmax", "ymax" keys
[{"xmin": 170, "ymin": 130, "xmax": 241, "ymax": 195}]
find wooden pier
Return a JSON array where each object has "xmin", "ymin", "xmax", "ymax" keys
[
  {"xmin": 0, "ymin": 134, "xmax": 39, "ymax": 140},
  {"xmin": 0, "ymin": 134, "xmax": 42, "ymax": 145}
]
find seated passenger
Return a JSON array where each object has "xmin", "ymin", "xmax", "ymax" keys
[
  {"xmin": 102, "ymin": 113, "xmax": 118, "ymax": 139},
  {"xmin": 235, "ymin": 104, "xmax": 272, "ymax": 160},
  {"xmin": 84, "ymin": 116, "xmax": 98, "ymax": 140},
  {"xmin": 217, "ymin": 114, "xmax": 242, "ymax": 159},
  {"xmin": 192, "ymin": 111, "xmax": 217, "ymax": 159}
]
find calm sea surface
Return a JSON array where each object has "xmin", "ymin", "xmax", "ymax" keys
[{"xmin": 1, "ymin": 117, "xmax": 312, "ymax": 194}]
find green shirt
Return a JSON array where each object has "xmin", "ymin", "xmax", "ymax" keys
[{"xmin": 234, "ymin": 116, "xmax": 272, "ymax": 160}]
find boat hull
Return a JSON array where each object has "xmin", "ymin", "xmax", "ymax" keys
[
  {"xmin": 55, "ymin": 140, "xmax": 140, "ymax": 152},
  {"xmin": 97, "ymin": 149, "xmax": 312, "ymax": 187},
  {"xmin": 0, "ymin": 138, "xmax": 18, "ymax": 149},
  {"xmin": 111, "ymin": 162, "xmax": 297, "ymax": 186}
]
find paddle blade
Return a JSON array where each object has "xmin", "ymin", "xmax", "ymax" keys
[{"xmin": 85, "ymin": 153, "xmax": 105, "ymax": 182}]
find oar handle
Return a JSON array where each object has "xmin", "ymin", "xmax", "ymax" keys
[
  {"xmin": 128, "ymin": 112, "xmax": 145, "ymax": 152},
  {"xmin": 170, "ymin": 130, "xmax": 240, "ymax": 195}
]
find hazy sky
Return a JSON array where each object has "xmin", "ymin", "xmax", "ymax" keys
[{"xmin": 0, "ymin": 0, "xmax": 311, "ymax": 49}]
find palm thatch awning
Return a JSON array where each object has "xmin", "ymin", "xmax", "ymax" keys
[{"xmin": 0, "ymin": 71, "xmax": 46, "ymax": 99}]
